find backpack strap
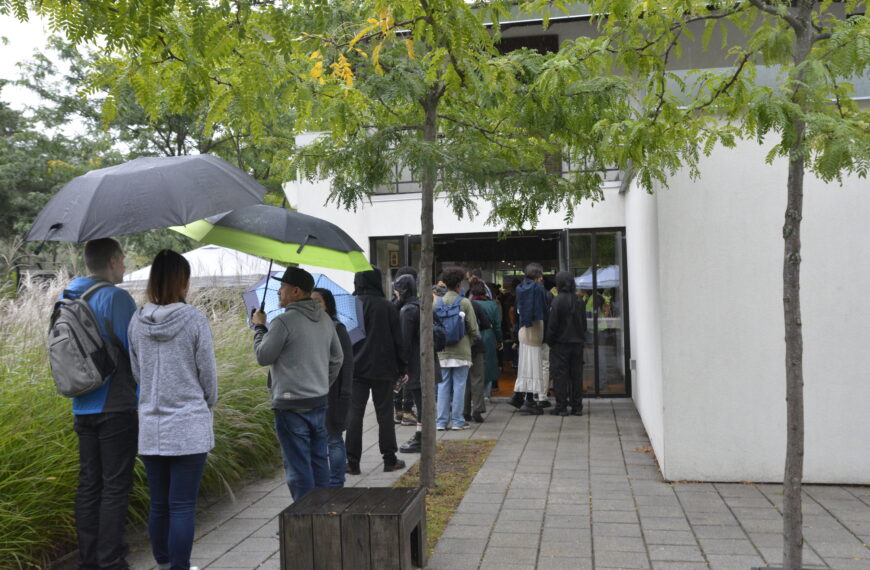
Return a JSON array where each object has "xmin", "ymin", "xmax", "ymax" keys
[{"xmin": 81, "ymin": 280, "xmax": 112, "ymax": 301}]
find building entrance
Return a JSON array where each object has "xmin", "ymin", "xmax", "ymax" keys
[{"xmin": 369, "ymin": 228, "xmax": 630, "ymax": 398}]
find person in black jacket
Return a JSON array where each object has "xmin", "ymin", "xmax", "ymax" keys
[
  {"xmin": 545, "ymin": 271, "xmax": 587, "ymax": 416},
  {"xmin": 394, "ymin": 274, "xmax": 424, "ymax": 453},
  {"xmin": 311, "ymin": 288, "xmax": 355, "ymax": 487},
  {"xmin": 345, "ymin": 268, "xmax": 407, "ymax": 474},
  {"xmin": 391, "ymin": 266, "xmax": 418, "ymax": 426}
]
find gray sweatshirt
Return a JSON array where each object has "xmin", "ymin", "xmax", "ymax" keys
[
  {"xmin": 128, "ymin": 303, "xmax": 218, "ymax": 456},
  {"xmin": 253, "ymin": 298, "xmax": 343, "ymax": 410}
]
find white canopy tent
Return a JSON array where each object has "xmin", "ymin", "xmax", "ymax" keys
[{"xmin": 121, "ymin": 245, "xmax": 286, "ymax": 291}]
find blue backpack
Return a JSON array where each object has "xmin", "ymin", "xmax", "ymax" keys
[{"xmin": 434, "ymin": 296, "xmax": 464, "ymax": 346}]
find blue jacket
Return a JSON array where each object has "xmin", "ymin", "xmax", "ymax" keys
[
  {"xmin": 62, "ymin": 277, "xmax": 138, "ymax": 414},
  {"xmin": 515, "ymin": 277, "xmax": 548, "ymax": 329}
]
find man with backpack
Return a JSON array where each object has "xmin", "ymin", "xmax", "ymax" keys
[
  {"xmin": 56, "ymin": 238, "xmax": 138, "ymax": 570},
  {"xmin": 435, "ymin": 266, "xmax": 480, "ymax": 431}
]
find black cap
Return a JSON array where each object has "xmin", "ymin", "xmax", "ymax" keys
[{"xmin": 271, "ymin": 267, "xmax": 314, "ymax": 293}]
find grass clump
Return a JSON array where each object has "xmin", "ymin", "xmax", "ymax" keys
[
  {"xmin": 393, "ymin": 439, "xmax": 496, "ymax": 553},
  {"xmin": 0, "ymin": 277, "xmax": 281, "ymax": 568}
]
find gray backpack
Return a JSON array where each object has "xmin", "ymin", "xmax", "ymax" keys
[{"xmin": 48, "ymin": 282, "xmax": 121, "ymax": 397}]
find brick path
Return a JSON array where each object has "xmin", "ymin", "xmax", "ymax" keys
[{"xmin": 96, "ymin": 399, "xmax": 869, "ymax": 569}]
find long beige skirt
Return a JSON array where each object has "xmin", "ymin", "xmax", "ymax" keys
[{"xmin": 514, "ymin": 321, "xmax": 547, "ymax": 396}]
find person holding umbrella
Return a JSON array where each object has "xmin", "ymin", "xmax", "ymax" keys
[
  {"xmin": 61, "ymin": 238, "xmax": 138, "ymax": 570},
  {"xmin": 251, "ymin": 268, "xmax": 344, "ymax": 500}
]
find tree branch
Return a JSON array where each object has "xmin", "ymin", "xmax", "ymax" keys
[{"xmin": 746, "ymin": 0, "xmax": 802, "ymax": 31}]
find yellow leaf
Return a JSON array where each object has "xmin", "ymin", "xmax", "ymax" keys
[
  {"xmin": 350, "ymin": 26, "xmax": 373, "ymax": 48},
  {"xmin": 310, "ymin": 50, "xmax": 322, "ymax": 60},
  {"xmin": 405, "ymin": 38, "xmax": 415, "ymax": 59},
  {"xmin": 372, "ymin": 42, "xmax": 384, "ymax": 74}
]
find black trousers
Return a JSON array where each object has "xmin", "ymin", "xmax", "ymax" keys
[
  {"xmin": 394, "ymin": 385, "xmax": 414, "ymax": 413},
  {"xmin": 346, "ymin": 378, "xmax": 398, "ymax": 465},
  {"xmin": 549, "ymin": 343, "xmax": 584, "ymax": 409},
  {"xmin": 74, "ymin": 411, "xmax": 138, "ymax": 570},
  {"xmin": 410, "ymin": 388, "xmax": 423, "ymax": 426}
]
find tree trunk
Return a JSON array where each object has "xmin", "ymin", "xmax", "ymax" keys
[
  {"xmin": 418, "ymin": 89, "xmax": 440, "ymax": 489},
  {"xmin": 782, "ymin": 4, "xmax": 812, "ymax": 566}
]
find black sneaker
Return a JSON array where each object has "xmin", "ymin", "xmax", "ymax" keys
[
  {"xmin": 519, "ymin": 402, "xmax": 543, "ymax": 415},
  {"xmin": 472, "ymin": 412, "xmax": 485, "ymax": 423},
  {"xmin": 549, "ymin": 407, "xmax": 569, "ymax": 417},
  {"xmin": 570, "ymin": 407, "xmax": 583, "ymax": 416},
  {"xmin": 346, "ymin": 462, "xmax": 361, "ymax": 475},
  {"xmin": 384, "ymin": 459, "xmax": 407, "ymax": 472},
  {"xmin": 537, "ymin": 399, "xmax": 552, "ymax": 409},
  {"xmin": 508, "ymin": 394, "xmax": 524, "ymax": 409},
  {"xmin": 463, "ymin": 413, "xmax": 472, "ymax": 422},
  {"xmin": 400, "ymin": 433, "xmax": 422, "ymax": 454}
]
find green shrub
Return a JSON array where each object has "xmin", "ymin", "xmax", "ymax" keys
[{"xmin": 0, "ymin": 277, "xmax": 281, "ymax": 568}]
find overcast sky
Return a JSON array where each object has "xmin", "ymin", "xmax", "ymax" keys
[{"xmin": 0, "ymin": 14, "xmax": 54, "ymax": 110}]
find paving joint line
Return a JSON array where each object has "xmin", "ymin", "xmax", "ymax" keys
[
  {"xmin": 534, "ymin": 413, "xmax": 563, "ymax": 569},
  {"xmin": 753, "ymin": 483, "xmax": 830, "ymax": 566},
  {"xmin": 474, "ymin": 402, "xmax": 537, "ymax": 570},
  {"xmin": 611, "ymin": 399, "xmax": 657, "ymax": 569},
  {"xmin": 709, "ymin": 482, "xmax": 769, "ymax": 565},
  {"xmin": 586, "ymin": 399, "xmax": 596, "ymax": 569},
  {"xmin": 802, "ymin": 486, "xmax": 870, "ymax": 557}
]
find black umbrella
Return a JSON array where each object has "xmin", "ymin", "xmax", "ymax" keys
[
  {"xmin": 25, "ymin": 155, "xmax": 269, "ymax": 243},
  {"xmin": 170, "ymin": 204, "xmax": 371, "ymax": 273}
]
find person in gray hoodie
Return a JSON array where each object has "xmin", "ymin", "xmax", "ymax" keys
[
  {"xmin": 252, "ymin": 267, "xmax": 343, "ymax": 501},
  {"xmin": 128, "ymin": 250, "xmax": 218, "ymax": 570}
]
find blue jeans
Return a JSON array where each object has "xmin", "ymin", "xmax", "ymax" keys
[
  {"xmin": 274, "ymin": 407, "xmax": 329, "ymax": 501},
  {"xmin": 436, "ymin": 366, "xmax": 469, "ymax": 429},
  {"xmin": 327, "ymin": 433, "xmax": 346, "ymax": 487},
  {"xmin": 140, "ymin": 453, "xmax": 208, "ymax": 570}
]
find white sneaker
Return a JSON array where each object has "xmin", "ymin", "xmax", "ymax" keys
[
  {"xmin": 451, "ymin": 423, "xmax": 470, "ymax": 430},
  {"xmin": 436, "ymin": 425, "xmax": 447, "ymax": 431}
]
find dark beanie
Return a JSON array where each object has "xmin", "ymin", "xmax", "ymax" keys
[{"xmin": 271, "ymin": 267, "xmax": 314, "ymax": 293}]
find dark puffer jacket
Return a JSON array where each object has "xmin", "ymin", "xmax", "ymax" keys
[
  {"xmin": 326, "ymin": 318, "xmax": 354, "ymax": 434},
  {"xmin": 352, "ymin": 269, "xmax": 406, "ymax": 381},
  {"xmin": 545, "ymin": 271, "xmax": 587, "ymax": 345}
]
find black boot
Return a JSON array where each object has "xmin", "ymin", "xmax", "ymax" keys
[
  {"xmin": 384, "ymin": 456, "xmax": 407, "ymax": 472},
  {"xmin": 508, "ymin": 392, "xmax": 524, "ymax": 409},
  {"xmin": 570, "ymin": 406, "xmax": 583, "ymax": 416},
  {"xmin": 549, "ymin": 406, "xmax": 568, "ymax": 416},
  {"xmin": 400, "ymin": 432, "xmax": 422, "ymax": 454},
  {"xmin": 519, "ymin": 401, "xmax": 543, "ymax": 415}
]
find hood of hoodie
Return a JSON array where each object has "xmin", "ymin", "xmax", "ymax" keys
[
  {"xmin": 134, "ymin": 303, "xmax": 195, "ymax": 341},
  {"xmin": 393, "ymin": 274, "xmax": 418, "ymax": 308},
  {"xmin": 555, "ymin": 271, "xmax": 576, "ymax": 294},
  {"xmin": 284, "ymin": 298, "xmax": 325, "ymax": 322},
  {"xmin": 515, "ymin": 277, "xmax": 539, "ymax": 296},
  {"xmin": 353, "ymin": 269, "xmax": 384, "ymax": 297}
]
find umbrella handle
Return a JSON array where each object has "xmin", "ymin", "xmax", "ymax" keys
[
  {"xmin": 259, "ymin": 199, "xmax": 285, "ymax": 312},
  {"xmin": 261, "ymin": 258, "xmax": 275, "ymax": 311}
]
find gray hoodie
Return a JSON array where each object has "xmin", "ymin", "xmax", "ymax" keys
[
  {"xmin": 128, "ymin": 303, "xmax": 218, "ymax": 456},
  {"xmin": 253, "ymin": 298, "xmax": 343, "ymax": 410}
]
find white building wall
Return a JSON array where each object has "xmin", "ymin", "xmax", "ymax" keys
[
  {"xmin": 652, "ymin": 138, "xmax": 870, "ymax": 483},
  {"xmin": 623, "ymin": 183, "xmax": 666, "ymax": 469},
  {"xmin": 286, "ymin": 177, "xmax": 626, "ymax": 244}
]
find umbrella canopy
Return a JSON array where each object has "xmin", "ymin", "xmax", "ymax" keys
[
  {"xmin": 25, "ymin": 155, "xmax": 269, "ymax": 242},
  {"xmin": 575, "ymin": 265, "xmax": 620, "ymax": 290},
  {"xmin": 242, "ymin": 271, "xmax": 366, "ymax": 344},
  {"xmin": 171, "ymin": 204, "xmax": 372, "ymax": 273}
]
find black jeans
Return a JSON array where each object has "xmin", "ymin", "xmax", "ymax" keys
[
  {"xmin": 346, "ymin": 378, "xmax": 398, "ymax": 465},
  {"xmin": 549, "ymin": 343, "xmax": 584, "ymax": 409},
  {"xmin": 74, "ymin": 411, "xmax": 138, "ymax": 570}
]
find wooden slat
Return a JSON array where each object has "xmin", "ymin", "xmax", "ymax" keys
[
  {"xmin": 341, "ymin": 488, "xmax": 393, "ymax": 570},
  {"xmin": 311, "ymin": 488, "xmax": 368, "ymax": 569}
]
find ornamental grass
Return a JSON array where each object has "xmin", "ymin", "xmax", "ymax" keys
[{"xmin": 0, "ymin": 276, "xmax": 281, "ymax": 568}]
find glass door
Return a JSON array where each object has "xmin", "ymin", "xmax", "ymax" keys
[{"xmin": 567, "ymin": 229, "xmax": 630, "ymax": 397}]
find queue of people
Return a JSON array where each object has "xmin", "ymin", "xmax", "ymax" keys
[{"xmin": 58, "ymin": 239, "xmax": 588, "ymax": 570}]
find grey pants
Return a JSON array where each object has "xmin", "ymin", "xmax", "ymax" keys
[{"xmin": 464, "ymin": 351, "xmax": 486, "ymax": 415}]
